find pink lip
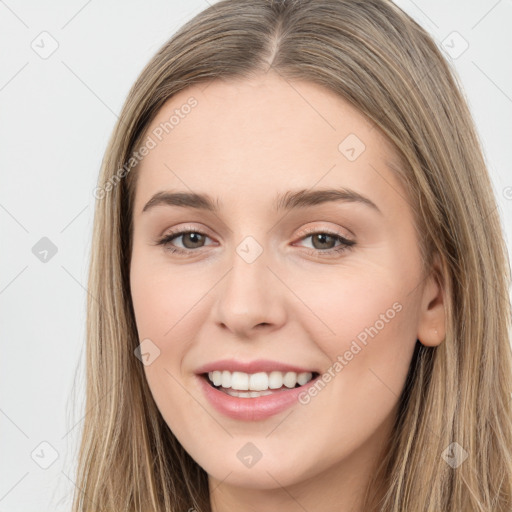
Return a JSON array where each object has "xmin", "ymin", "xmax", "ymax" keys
[
  {"xmin": 195, "ymin": 358, "xmax": 317, "ymax": 375},
  {"xmin": 196, "ymin": 373, "xmax": 320, "ymax": 421}
]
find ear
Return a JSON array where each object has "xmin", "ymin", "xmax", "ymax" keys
[{"xmin": 417, "ymin": 252, "xmax": 446, "ymax": 347}]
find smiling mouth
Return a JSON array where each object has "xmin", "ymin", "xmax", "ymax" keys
[{"xmin": 201, "ymin": 371, "xmax": 320, "ymax": 398}]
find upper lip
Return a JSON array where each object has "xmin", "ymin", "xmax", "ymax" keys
[{"xmin": 195, "ymin": 359, "xmax": 318, "ymax": 375}]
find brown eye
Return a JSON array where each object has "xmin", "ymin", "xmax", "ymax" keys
[
  {"xmin": 294, "ymin": 229, "xmax": 356, "ymax": 258},
  {"xmin": 178, "ymin": 232, "xmax": 207, "ymax": 249},
  {"xmin": 155, "ymin": 229, "xmax": 213, "ymax": 255},
  {"xmin": 309, "ymin": 233, "xmax": 337, "ymax": 250}
]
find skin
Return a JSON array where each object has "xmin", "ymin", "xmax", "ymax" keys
[{"xmin": 129, "ymin": 72, "xmax": 446, "ymax": 512}]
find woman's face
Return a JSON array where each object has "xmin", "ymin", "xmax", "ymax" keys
[{"xmin": 129, "ymin": 73, "xmax": 444, "ymax": 497}]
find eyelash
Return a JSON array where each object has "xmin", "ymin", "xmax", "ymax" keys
[{"xmin": 155, "ymin": 225, "xmax": 356, "ymax": 258}]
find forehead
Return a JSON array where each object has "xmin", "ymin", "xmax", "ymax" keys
[{"xmin": 133, "ymin": 73, "xmax": 406, "ymax": 215}]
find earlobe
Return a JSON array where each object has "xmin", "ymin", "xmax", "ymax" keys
[{"xmin": 417, "ymin": 253, "xmax": 447, "ymax": 347}]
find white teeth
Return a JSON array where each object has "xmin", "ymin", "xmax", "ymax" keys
[
  {"xmin": 268, "ymin": 371, "xmax": 283, "ymax": 389},
  {"xmin": 225, "ymin": 389, "xmax": 274, "ymax": 398},
  {"xmin": 249, "ymin": 372, "xmax": 268, "ymax": 391},
  {"xmin": 211, "ymin": 371, "xmax": 222, "ymax": 387},
  {"xmin": 297, "ymin": 372, "xmax": 311, "ymax": 385},
  {"xmin": 207, "ymin": 370, "xmax": 314, "ymax": 391},
  {"xmin": 283, "ymin": 372, "xmax": 297, "ymax": 388},
  {"xmin": 233, "ymin": 371, "xmax": 249, "ymax": 390},
  {"xmin": 221, "ymin": 370, "xmax": 231, "ymax": 388}
]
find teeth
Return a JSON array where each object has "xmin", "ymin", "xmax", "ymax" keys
[
  {"xmin": 225, "ymin": 389, "xmax": 274, "ymax": 398},
  {"xmin": 207, "ymin": 370, "xmax": 314, "ymax": 391}
]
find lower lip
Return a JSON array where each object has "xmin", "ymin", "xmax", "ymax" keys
[{"xmin": 196, "ymin": 374, "xmax": 319, "ymax": 421}]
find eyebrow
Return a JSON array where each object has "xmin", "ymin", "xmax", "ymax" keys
[{"xmin": 141, "ymin": 187, "xmax": 382, "ymax": 215}]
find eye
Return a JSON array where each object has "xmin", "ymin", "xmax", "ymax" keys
[
  {"xmin": 155, "ymin": 227, "xmax": 213, "ymax": 254},
  {"xmin": 154, "ymin": 226, "xmax": 356, "ymax": 257},
  {"xmin": 293, "ymin": 227, "xmax": 356, "ymax": 257}
]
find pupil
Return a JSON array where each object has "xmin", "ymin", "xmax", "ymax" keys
[
  {"xmin": 313, "ymin": 233, "xmax": 332, "ymax": 249},
  {"xmin": 185, "ymin": 233, "xmax": 203, "ymax": 248}
]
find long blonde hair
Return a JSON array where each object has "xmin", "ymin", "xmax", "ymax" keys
[{"xmin": 72, "ymin": 0, "xmax": 512, "ymax": 510}]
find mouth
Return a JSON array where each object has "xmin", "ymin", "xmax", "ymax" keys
[{"xmin": 201, "ymin": 370, "xmax": 320, "ymax": 398}]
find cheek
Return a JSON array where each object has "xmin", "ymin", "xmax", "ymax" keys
[
  {"xmin": 130, "ymin": 256, "xmax": 205, "ymax": 440},
  {"xmin": 283, "ymin": 275, "xmax": 417, "ymax": 466},
  {"xmin": 293, "ymin": 262, "xmax": 419, "ymax": 406},
  {"xmin": 130, "ymin": 277, "xmax": 179, "ymax": 339},
  {"xmin": 295, "ymin": 265, "xmax": 413, "ymax": 349},
  {"xmin": 129, "ymin": 253, "xmax": 211, "ymax": 417},
  {"xmin": 129, "ymin": 249, "xmax": 205, "ymax": 340}
]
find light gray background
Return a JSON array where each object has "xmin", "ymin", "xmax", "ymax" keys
[{"xmin": 1, "ymin": 1, "xmax": 511, "ymax": 510}]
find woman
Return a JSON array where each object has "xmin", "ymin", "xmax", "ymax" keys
[{"xmin": 74, "ymin": 0, "xmax": 512, "ymax": 510}]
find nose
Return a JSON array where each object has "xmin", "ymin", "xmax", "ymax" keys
[{"xmin": 212, "ymin": 249, "xmax": 287, "ymax": 339}]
